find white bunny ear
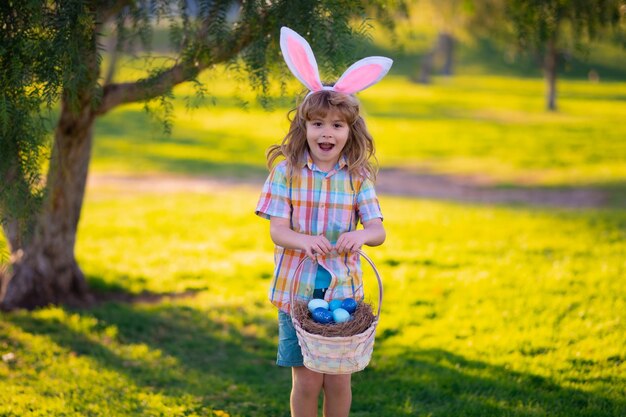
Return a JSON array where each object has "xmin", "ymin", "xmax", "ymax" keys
[
  {"xmin": 280, "ymin": 27, "xmax": 323, "ymax": 92},
  {"xmin": 332, "ymin": 57, "xmax": 393, "ymax": 95}
]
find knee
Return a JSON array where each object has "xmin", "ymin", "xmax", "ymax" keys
[
  {"xmin": 323, "ymin": 374, "xmax": 352, "ymax": 396},
  {"xmin": 293, "ymin": 368, "xmax": 323, "ymax": 397}
]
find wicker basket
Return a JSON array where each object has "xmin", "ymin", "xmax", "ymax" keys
[{"xmin": 289, "ymin": 250, "xmax": 383, "ymax": 374}]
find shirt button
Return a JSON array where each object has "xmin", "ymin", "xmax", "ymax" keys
[{"xmin": 320, "ymin": 204, "xmax": 326, "ymax": 209}]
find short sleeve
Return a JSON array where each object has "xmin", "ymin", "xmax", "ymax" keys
[
  {"xmin": 356, "ymin": 178, "xmax": 383, "ymax": 223},
  {"xmin": 255, "ymin": 162, "xmax": 291, "ymax": 220}
]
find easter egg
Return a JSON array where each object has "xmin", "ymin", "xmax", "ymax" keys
[
  {"xmin": 308, "ymin": 299, "xmax": 329, "ymax": 313},
  {"xmin": 332, "ymin": 308, "xmax": 350, "ymax": 323},
  {"xmin": 328, "ymin": 299, "xmax": 343, "ymax": 311},
  {"xmin": 312, "ymin": 307, "xmax": 334, "ymax": 324},
  {"xmin": 341, "ymin": 298, "xmax": 358, "ymax": 314}
]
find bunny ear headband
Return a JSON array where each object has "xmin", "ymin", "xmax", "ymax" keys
[{"xmin": 280, "ymin": 26, "xmax": 393, "ymax": 96}]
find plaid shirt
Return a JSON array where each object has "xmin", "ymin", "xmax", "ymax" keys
[{"xmin": 255, "ymin": 152, "xmax": 383, "ymax": 313}]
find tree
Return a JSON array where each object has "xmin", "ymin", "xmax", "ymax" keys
[
  {"xmin": 0, "ymin": 0, "xmax": 393, "ymax": 311},
  {"xmin": 389, "ymin": 0, "xmax": 478, "ymax": 83},
  {"xmin": 505, "ymin": 0, "xmax": 625, "ymax": 111},
  {"xmin": 414, "ymin": 0, "xmax": 471, "ymax": 82}
]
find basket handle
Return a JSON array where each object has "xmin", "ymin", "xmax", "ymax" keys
[{"xmin": 288, "ymin": 249, "xmax": 383, "ymax": 318}]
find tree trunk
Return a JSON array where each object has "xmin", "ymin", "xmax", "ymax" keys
[
  {"xmin": 544, "ymin": 37, "xmax": 558, "ymax": 112},
  {"xmin": 417, "ymin": 51, "xmax": 434, "ymax": 84},
  {"xmin": 0, "ymin": 3, "xmax": 102, "ymax": 311},
  {"xmin": 439, "ymin": 32, "xmax": 454, "ymax": 76},
  {"xmin": 0, "ymin": 5, "xmax": 266, "ymax": 310},
  {"xmin": 0, "ymin": 98, "xmax": 95, "ymax": 310},
  {"xmin": 415, "ymin": 31, "xmax": 455, "ymax": 84}
]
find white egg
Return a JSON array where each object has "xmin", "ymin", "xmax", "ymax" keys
[{"xmin": 308, "ymin": 299, "xmax": 329, "ymax": 313}]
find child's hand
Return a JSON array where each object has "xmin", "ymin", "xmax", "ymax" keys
[
  {"xmin": 301, "ymin": 235, "xmax": 333, "ymax": 260},
  {"xmin": 335, "ymin": 231, "xmax": 367, "ymax": 254}
]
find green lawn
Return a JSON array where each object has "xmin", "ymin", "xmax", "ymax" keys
[
  {"xmin": 1, "ymin": 184, "xmax": 624, "ymax": 416},
  {"xmin": 91, "ymin": 66, "xmax": 626, "ymax": 189}
]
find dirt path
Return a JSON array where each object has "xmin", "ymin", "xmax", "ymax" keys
[
  {"xmin": 375, "ymin": 169, "xmax": 613, "ymax": 208},
  {"xmin": 88, "ymin": 169, "xmax": 617, "ymax": 209}
]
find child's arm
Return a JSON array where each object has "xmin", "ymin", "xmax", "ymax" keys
[
  {"xmin": 335, "ymin": 218, "xmax": 385, "ymax": 254},
  {"xmin": 270, "ymin": 217, "xmax": 333, "ymax": 260}
]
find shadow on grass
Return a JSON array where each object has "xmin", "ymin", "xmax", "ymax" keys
[
  {"xmin": 8, "ymin": 300, "xmax": 291, "ymax": 416},
  {"xmin": 8, "ymin": 294, "xmax": 625, "ymax": 417},
  {"xmin": 86, "ymin": 274, "xmax": 209, "ymax": 302},
  {"xmin": 351, "ymin": 347, "xmax": 626, "ymax": 417}
]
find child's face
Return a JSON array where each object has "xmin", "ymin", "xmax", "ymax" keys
[{"xmin": 305, "ymin": 110, "xmax": 350, "ymax": 172}]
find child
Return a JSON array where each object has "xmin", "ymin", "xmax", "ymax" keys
[{"xmin": 255, "ymin": 27, "xmax": 392, "ymax": 417}]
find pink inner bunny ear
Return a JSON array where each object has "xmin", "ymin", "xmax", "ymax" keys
[
  {"xmin": 333, "ymin": 57, "xmax": 393, "ymax": 95},
  {"xmin": 280, "ymin": 27, "xmax": 323, "ymax": 91}
]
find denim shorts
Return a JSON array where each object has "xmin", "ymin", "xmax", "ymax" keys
[
  {"xmin": 276, "ymin": 288, "xmax": 328, "ymax": 367},
  {"xmin": 277, "ymin": 310, "xmax": 304, "ymax": 367}
]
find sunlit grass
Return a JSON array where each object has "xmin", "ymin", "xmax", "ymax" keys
[
  {"xmin": 93, "ymin": 69, "xmax": 626, "ymax": 187},
  {"xmin": 2, "ymin": 184, "xmax": 624, "ymax": 416}
]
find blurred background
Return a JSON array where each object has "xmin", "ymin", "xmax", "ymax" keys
[{"xmin": 1, "ymin": 1, "xmax": 625, "ymax": 416}]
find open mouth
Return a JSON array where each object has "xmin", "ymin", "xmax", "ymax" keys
[{"xmin": 319, "ymin": 142, "xmax": 335, "ymax": 152}]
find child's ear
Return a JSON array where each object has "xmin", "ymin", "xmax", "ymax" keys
[{"xmin": 333, "ymin": 57, "xmax": 393, "ymax": 95}]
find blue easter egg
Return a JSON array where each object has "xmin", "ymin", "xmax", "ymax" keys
[
  {"xmin": 341, "ymin": 298, "xmax": 358, "ymax": 314},
  {"xmin": 312, "ymin": 307, "xmax": 334, "ymax": 324},
  {"xmin": 332, "ymin": 308, "xmax": 350, "ymax": 323},
  {"xmin": 328, "ymin": 299, "xmax": 343, "ymax": 311},
  {"xmin": 308, "ymin": 298, "xmax": 329, "ymax": 313}
]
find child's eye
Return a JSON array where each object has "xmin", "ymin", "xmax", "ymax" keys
[
  {"xmin": 334, "ymin": 123, "xmax": 344, "ymax": 128},
  {"xmin": 312, "ymin": 122, "xmax": 322, "ymax": 127}
]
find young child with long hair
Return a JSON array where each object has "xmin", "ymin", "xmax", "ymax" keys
[{"xmin": 255, "ymin": 27, "xmax": 392, "ymax": 417}]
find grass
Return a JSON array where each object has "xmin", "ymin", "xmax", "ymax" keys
[
  {"xmin": 1, "ymin": 185, "xmax": 625, "ymax": 416},
  {"xmin": 91, "ymin": 68, "xmax": 626, "ymax": 189},
  {"xmin": 85, "ymin": 27, "xmax": 626, "ymax": 191}
]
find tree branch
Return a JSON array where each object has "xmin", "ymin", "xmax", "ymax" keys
[
  {"xmin": 103, "ymin": 26, "xmax": 119, "ymax": 86},
  {"xmin": 96, "ymin": 15, "xmax": 267, "ymax": 116}
]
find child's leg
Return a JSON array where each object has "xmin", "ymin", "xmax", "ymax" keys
[
  {"xmin": 322, "ymin": 374, "xmax": 352, "ymax": 417},
  {"xmin": 291, "ymin": 366, "xmax": 324, "ymax": 417}
]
